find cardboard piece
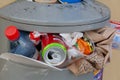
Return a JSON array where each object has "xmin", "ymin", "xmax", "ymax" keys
[
  {"xmin": 84, "ymin": 31, "xmax": 104, "ymax": 43},
  {"xmin": 67, "ymin": 27, "xmax": 116, "ymax": 75},
  {"xmin": 86, "ymin": 51, "xmax": 104, "ymax": 69},
  {"xmin": 68, "ymin": 59, "xmax": 94, "ymax": 76}
]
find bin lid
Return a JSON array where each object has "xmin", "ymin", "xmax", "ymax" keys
[{"xmin": 0, "ymin": 0, "xmax": 110, "ymax": 32}]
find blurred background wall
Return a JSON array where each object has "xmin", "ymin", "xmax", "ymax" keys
[{"xmin": 97, "ymin": 0, "xmax": 120, "ymax": 21}]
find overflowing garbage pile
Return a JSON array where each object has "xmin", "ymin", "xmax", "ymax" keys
[{"xmin": 4, "ymin": 25, "xmax": 116, "ymax": 76}]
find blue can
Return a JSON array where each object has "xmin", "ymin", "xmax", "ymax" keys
[
  {"xmin": 59, "ymin": 0, "xmax": 82, "ymax": 4},
  {"xmin": 94, "ymin": 69, "xmax": 103, "ymax": 80}
]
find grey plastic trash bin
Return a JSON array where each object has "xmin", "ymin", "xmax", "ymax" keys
[
  {"xmin": 0, "ymin": 53, "xmax": 94, "ymax": 80},
  {"xmin": 0, "ymin": 0, "xmax": 110, "ymax": 80}
]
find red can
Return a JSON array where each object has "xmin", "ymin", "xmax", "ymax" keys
[{"xmin": 41, "ymin": 34, "xmax": 67, "ymax": 67}]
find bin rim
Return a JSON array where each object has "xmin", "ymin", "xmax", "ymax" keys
[
  {"xmin": 0, "ymin": 53, "xmax": 63, "ymax": 71},
  {"xmin": 0, "ymin": 0, "xmax": 110, "ymax": 32}
]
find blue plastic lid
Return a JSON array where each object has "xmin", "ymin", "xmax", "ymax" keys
[{"xmin": 59, "ymin": 0, "xmax": 82, "ymax": 3}]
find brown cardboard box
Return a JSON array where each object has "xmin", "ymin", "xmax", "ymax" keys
[{"xmin": 103, "ymin": 49, "xmax": 120, "ymax": 80}]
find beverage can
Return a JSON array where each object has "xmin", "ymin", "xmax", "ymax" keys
[
  {"xmin": 94, "ymin": 69, "xmax": 103, "ymax": 80},
  {"xmin": 41, "ymin": 34, "xmax": 67, "ymax": 67}
]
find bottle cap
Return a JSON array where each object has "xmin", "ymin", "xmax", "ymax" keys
[{"xmin": 5, "ymin": 25, "xmax": 20, "ymax": 41}]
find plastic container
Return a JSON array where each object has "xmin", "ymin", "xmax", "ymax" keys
[
  {"xmin": 0, "ymin": 53, "xmax": 94, "ymax": 80},
  {"xmin": 0, "ymin": 0, "xmax": 110, "ymax": 80}
]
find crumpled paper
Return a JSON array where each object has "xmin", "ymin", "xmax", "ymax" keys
[
  {"xmin": 67, "ymin": 58, "xmax": 95, "ymax": 76},
  {"xmin": 67, "ymin": 27, "xmax": 116, "ymax": 76}
]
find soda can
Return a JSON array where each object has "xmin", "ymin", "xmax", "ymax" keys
[
  {"xmin": 41, "ymin": 34, "xmax": 68, "ymax": 67},
  {"xmin": 94, "ymin": 69, "xmax": 103, "ymax": 80}
]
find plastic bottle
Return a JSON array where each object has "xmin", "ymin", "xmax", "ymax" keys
[{"xmin": 4, "ymin": 26, "xmax": 40, "ymax": 60}]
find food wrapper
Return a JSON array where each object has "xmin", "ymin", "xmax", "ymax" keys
[
  {"xmin": 85, "ymin": 27, "xmax": 116, "ymax": 65},
  {"xmin": 67, "ymin": 27, "xmax": 116, "ymax": 75}
]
